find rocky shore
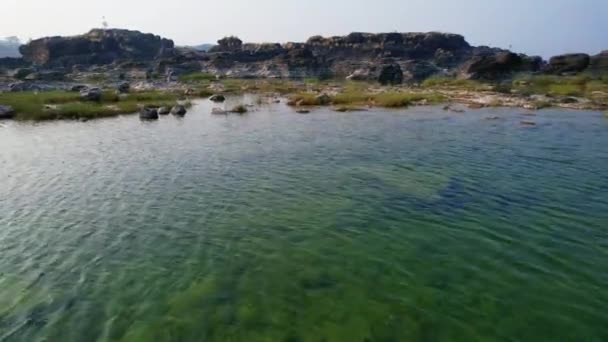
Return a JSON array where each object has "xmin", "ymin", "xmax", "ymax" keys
[{"xmin": 0, "ymin": 28, "xmax": 607, "ymax": 120}]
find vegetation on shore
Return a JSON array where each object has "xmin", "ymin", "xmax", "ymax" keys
[
  {"xmin": 287, "ymin": 90, "xmax": 446, "ymax": 108},
  {"xmin": 3, "ymin": 71, "xmax": 608, "ymax": 121},
  {"xmin": 0, "ymin": 90, "xmax": 187, "ymax": 120}
]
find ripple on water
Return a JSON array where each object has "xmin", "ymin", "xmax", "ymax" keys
[{"xmin": 0, "ymin": 102, "xmax": 607, "ymax": 341}]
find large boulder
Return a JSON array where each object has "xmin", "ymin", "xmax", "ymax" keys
[
  {"xmin": 588, "ymin": 51, "xmax": 608, "ymax": 74},
  {"xmin": 158, "ymin": 106, "xmax": 171, "ymax": 115},
  {"xmin": 139, "ymin": 106, "xmax": 159, "ymax": 120},
  {"xmin": 461, "ymin": 52, "xmax": 541, "ymax": 80},
  {"xmin": 0, "ymin": 105, "xmax": 15, "ymax": 119},
  {"xmin": 544, "ymin": 53, "xmax": 590, "ymax": 74},
  {"xmin": 210, "ymin": 36, "xmax": 243, "ymax": 52},
  {"xmin": 117, "ymin": 81, "xmax": 130, "ymax": 93},
  {"xmin": 378, "ymin": 64, "xmax": 403, "ymax": 85},
  {"xmin": 171, "ymin": 105, "xmax": 187, "ymax": 116},
  {"xmin": 19, "ymin": 29, "xmax": 174, "ymax": 67},
  {"xmin": 80, "ymin": 87, "xmax": 102, "ymax": 101}
]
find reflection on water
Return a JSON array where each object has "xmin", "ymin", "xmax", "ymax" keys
[{"xmin": 1, "ymin": 99, "xmax": 607, "ymax": 341}]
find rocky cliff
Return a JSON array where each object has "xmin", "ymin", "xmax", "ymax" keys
[
  {"xmin": 194, "ymin": 32, "xmax": 548, "ymax": 81},
  {"xmin": 19, "ymin": 29, "xmax": 174, "ymax": 67},
  {"xmin": 7, "ymin": 29, "xmax": 608, "ymax": 84}
]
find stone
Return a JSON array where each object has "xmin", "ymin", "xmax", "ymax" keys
[
  {"xmin": 171, "ymin": 105, "xmax": 187, "ymax": 116},
  {"xmin": 209, "ymin": 94, "xmax": 226, "ymax": 102},
  {"xmin": 378, "ymin": 64, "xmax": 403, "ymax": 85},
  {"xmin": 0, "ymin": 105, "xmax": 15, "ymax": 119},
  {"xmin": 9, "ymin": 82, "xmax": 41, "ymax": 92},
  {"xmin": 70, "ymin": 85, "xmax": 88, "ymax": 92},
  {"xmin": 80, "ymin": 87, "xmax": 102, "ymax": 101},
  {"xmin": 117, "ymin": 81, "xmax": 130, "ymax": 94},
  {"xmin": 211, "ymin": 108, "xmax": 227, "ymax": 115},
  {"xmin": 296, "ymin": 109, "xmax": 310, "ymax": 114},
  {"xmin": 158, "ymin": 106, "xmax": 171, "ymax": 115},
  {"xmin": 139, "ymin": 107, "xmax": 159, "ymax": 120},
  {"xmin": 544, "ymin": 54, "xmax": 590, "ymax": 74},
  {"xmin": 315, "ymin": 94, "xmax": 332, "ymax": 105}
]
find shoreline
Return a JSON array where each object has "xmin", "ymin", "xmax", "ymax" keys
[{"xmin": 1, "ymin": 76, "xmax": 607, "ymax": 121}]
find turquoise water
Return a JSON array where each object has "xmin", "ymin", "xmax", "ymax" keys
[{"xmin": 1, "ymin": 99, "xmax": 607, "ymax": 341}]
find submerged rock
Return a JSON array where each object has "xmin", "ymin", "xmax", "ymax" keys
[
  {"xmin": 158, "ymin": 106, "xmax": 171, "ymax": 115},
  {"xmin": 209, "ymin": 94, "xmax": 226, "ymax": 102},
  {"xmin": 171, "ymin": 105, "xmax": 187, "ymax": 116},
  {"xmin": 139, "ymin": 106, "xmax": 159, "ymax": 120},
  {"xmin": 211, "ymin": 108, "xmax": 227, "ymax": 114},
  {"xmin": 0, "ymin": 105, "xmax": 15, "ymax": 119}
]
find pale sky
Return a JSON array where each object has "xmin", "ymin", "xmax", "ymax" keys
[{"xmin": 2, "ymin": 0, "xmax": 607, "ymax": 58}]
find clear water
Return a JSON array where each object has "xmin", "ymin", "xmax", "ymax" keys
[{"xmin": 1, "ymin": 98, "xmax": 607, "ymax": 341}]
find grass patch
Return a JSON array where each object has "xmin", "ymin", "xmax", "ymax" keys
[
  {"xmin": 287, "ymin": 90, "xmax": 445, "ymax": 108},
  {"xmin": 178, "ymin": 72, "xmax": 216, "ymax": 82},
  {"xmin": 0, "ymin": 90, "xmax": 186, "ymax": 121},
  {"xmin": 374, "ymin": 92, "xmax": 445, "ymax": 107},
  {"xmin": 511, "ymin": 74, "xmax": 608, "ymax": 98},
  {"xmin": 421, "ymin": 76, "xmax": 487, "ymax": 91}
]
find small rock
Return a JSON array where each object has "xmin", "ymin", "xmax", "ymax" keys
[
  {"xmin": 296, "ymin": 109, "xmax": 310, "ymax": 114},
  {"xmin": 139, "ymin": 107, "xmax": 159, "ymax": 120},
  {"xmin": 560, "ymin": 97, "xmax": 579, "ymax": 104},
  {"xmin": 70, "ymin": 85, "xmax": 88, "ymax": 92},
  {"xmin": 117, "ymin": 81, "xmax": 130, "ymax": 94},
  {"xmin": 209, "ymin": 94, "xmax": 226, "ymax": 102},
  {"xmin": 171, "ymin": 105, "xmax": 187, "ymax": 116},
  {"xmin": 158, "ymin": 106, "xmax": 171, "ymax": 115},
  {"xmin": 80, "ymin": 87, "xmax": 102, "ymax": 102},
  {"xmin": 0, "ymin": 105, "xmax": 15, "ymax": 119},
  {"xmin": 485, "ymin": 116, "xmax": 500, "ymax": 120},
  {"xmin": 520, "ymin": 120, "xmax": 536, "ymax": 126},
  {"xmin": 211, "ymin": 108, "xmax": 227, "ymax": 115},
  {"xmin": 468, "ymin": 103, "xmax": 485, "ymax": 109}
]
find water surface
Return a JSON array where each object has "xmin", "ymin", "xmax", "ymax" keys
[{"xmin": 1, "ymin": 99, "xmax": 607, "ymax": 341}]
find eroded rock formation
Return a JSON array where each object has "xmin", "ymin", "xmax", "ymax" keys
[{"xmin": 19, "ymin": 29, "xmax": 174, "ymax": 67}]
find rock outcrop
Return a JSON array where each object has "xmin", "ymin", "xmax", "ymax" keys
[
  {"xmin": 19, "ymin": 29, "xmax": 174, "ymax": 67},
  {"xmin": 4, "ymin": 29, "xmax": 607, "ymax": 85},
  {"xmin": 544, "ymin": 54, "xmax": 591, "ymax": 74},
  {"xmin": 197, "ymin": 32, "xmax": 548, "ymax": 81},
  {"xmin": 588, "ymin": 51, "xmax": 608, "ymax": 74}
]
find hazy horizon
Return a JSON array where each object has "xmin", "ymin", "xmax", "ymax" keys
[{"xmin": 3, "ymin": 0, "xmax": 607, "ymax": 58}]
